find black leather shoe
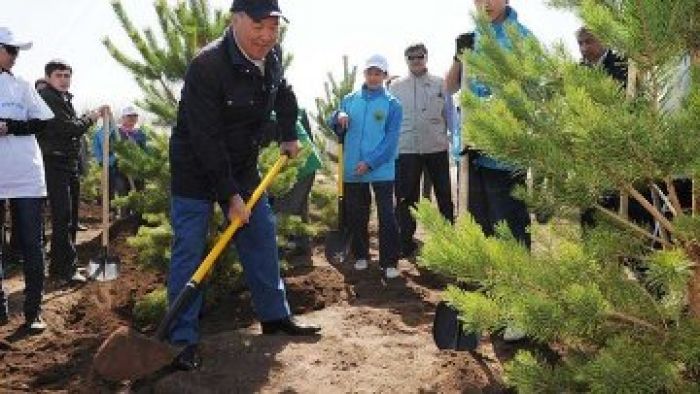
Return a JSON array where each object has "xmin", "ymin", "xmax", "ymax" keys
[
  {"xmin": 261, "ymin": 316, "xmax": 321, "ymax": 336},
  {"xmin": 0, "ymin": 313, "xmax": 8, "ymax": 326},
  {"xmin": 172, "ymin": 344, "xmax": 201, "ymax": 371}
]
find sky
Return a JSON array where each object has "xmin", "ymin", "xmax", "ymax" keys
[{"xmin": 3, "ymin": 0, "xmax": 581, "ymax": 117}]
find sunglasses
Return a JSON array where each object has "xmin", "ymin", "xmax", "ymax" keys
[
  {"xmin": 1, "ymin": 45, "xmax": 19, "ymax": 56},
  {"xmin": 406, "ymin": 54, "xmax": 426, "ymax": 61}
]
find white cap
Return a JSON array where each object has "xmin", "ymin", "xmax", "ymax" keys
[
  {"xmin": 0, "ymin": 27, "xmax": 32, "ymax": 50},
  {"xmin": 364, "ymin": 54, "xmax": 388, "ymax": 73},
  {"xmin": 121, "ymin": 105, "xmax": 139, "ymax": 117}
]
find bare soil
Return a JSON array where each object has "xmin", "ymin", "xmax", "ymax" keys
[{"xmin": 1, "ymin": 208, "xmax": 528, "ymax": 393}]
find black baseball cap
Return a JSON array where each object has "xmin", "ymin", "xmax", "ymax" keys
[{"xmin": 230, "ymin": 0, "xmax": 288, "ymax": 22}]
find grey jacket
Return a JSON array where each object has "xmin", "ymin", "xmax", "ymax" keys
[{"xmin": 389, "ymin": 73, "xmax": 455, "ymax": 154}]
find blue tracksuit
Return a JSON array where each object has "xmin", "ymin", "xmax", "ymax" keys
[
  {"xmin": 330, "ymin": 85, "xmax": 402, "ymax": 267},
  {"xmin": 332, "ymin": 86, "xmax": 402, "ymax": 182}
]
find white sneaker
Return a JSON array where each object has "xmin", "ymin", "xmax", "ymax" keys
[
  {"xmin": 70, "ymin": 271, "xmax": 88, "ymax": 284},
  {"xmin": 384, "ymin": 267, "xmax": 400, "ymax": 279},
  {"xmin": 503, "ymin": 326, "xmax": 526, "ymax": 341},
  {"xmin": 354, "ymin": 259, "xmax": 369, "ymax": 271},
  {"xmin": 26, "ymin": 315, "xmax": 47, "ymax": 332}
]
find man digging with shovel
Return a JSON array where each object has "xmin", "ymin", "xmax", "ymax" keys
[
  {"xmin": 93, "ymin": 0, "xmax": 320, "ymax": 379},
  {"xmin": 166, "ymin": 0, "xmax": 321, "ymax": 370}
]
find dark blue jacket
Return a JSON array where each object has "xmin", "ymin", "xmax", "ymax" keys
[{"xmin": 170, "ymin": 27, "xmax": 298, "ymax": 201}]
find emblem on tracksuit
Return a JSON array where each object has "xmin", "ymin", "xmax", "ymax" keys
[{"xmin": 373, "ymin": 110, "xmax": 385, "ymax": 122}]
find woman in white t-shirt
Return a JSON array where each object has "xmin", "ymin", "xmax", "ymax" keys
[{"xmin": 0, "ymin": 27, "xmax": 54, "ymax": 332}]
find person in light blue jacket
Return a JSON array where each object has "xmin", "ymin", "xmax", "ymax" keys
[
  {"xmin": 330, "ymin": 54, "xmax": 403, "ymax": 279},
  {"xmin": 92, "ymin": 106, "xmax": 147, "ymax": 204}
]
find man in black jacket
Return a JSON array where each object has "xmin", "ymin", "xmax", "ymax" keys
[
  {"xmin": 576, "ymin": 27, "xmax": 692, "ymax": 232},
  {"xmin": 576, "ymin": 27, "xmax": 627, "ymax": 84},
  {"xmin": 167, "ymin": 0, "xmax": 320, "ymax": 371},
  {"xmin": 37, "ymin": 59, "xmax": 107, "ymax": 284}
]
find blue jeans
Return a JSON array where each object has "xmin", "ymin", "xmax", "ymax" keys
[
  {"xmin": 344, "ymin": 181, "xmax": 400, "ymax": 268},
  {"xmin": 0, "ymin": 198, "xmax": 45, "ymax": 320},
  {"xmin": 168, "ymin": 195, "xmax": 291, "ymax": 345}
]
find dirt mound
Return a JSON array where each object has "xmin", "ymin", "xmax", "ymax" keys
[
  {"xmin": 2, "ymin": 212, "xmax": 517, "ymax": 392},
  {"xmin": 0, "ymin": 218, "xmax": 161, "ymax": 392}
]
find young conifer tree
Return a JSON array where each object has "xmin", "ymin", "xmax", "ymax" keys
[
  {"xmin": 314, "ymin": 55, "xmax": 358, "ymax": 140},
  {"xmin": 416, "ymin": 0, "xmax": 700, "ymax": 391}
]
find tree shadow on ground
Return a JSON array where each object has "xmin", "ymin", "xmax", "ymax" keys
[{"xmin": 330, "ymin": 254, "xmax": 438, "ymax": 328}]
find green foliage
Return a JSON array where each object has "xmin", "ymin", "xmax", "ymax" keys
[
  {"xmin": 670, "ymin": 320, "xmax": 700, "ymax": 378},
  {"xmin": 314, "ymin": 56, "xmax": 357, "ymax": 140},
  {"xmin": 582, "ymin": 223, "xmax": 646, "ymax": 263},
  {"xmin": 104, "ymin": 0, "xmax": 230, "ymax": 124},
  {"xmin": 580, "ymin": 337, "xmax": 680, "ymax": 393},
  {"xmin": 504, "ymin": 351, "xmax": 578, "ymax": 393},
  {"xmin": 309, "ymin": 184, "xmax": 337, "ymax": 232},
  {"xmin": 113, "ymin": 126, "xmax": 170, "ymax": 216},
  {"xmin": 258, "ymin": 143, "xmax": 309, "ymax": 198},
  {"xmin": 416, "ymin": 200, "xmax": 700, "ymax": 391},
  {"xmin": 126, "ymin": 214, "xmax": 172, "ymax": 270},
  {"xmin": 80, "ymin": 160, "xmax": 102, "ymax": 203},
  {"xmin": 277, "ymin": 214, "xmax": 316, "ymax": 246},
  {"xmin": 79, "ymin": 126, "xmax": 103, "ymax": 203},
  {"xmin": 133, "ymin": 287, "xmax": 167, "ymax": 329}
]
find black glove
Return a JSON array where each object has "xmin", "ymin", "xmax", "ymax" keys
[
  {"xmin": 454, "ymin": 32, "xmax": 475, "ymax": 62},
  {"xmin": 333, "ymin": 124, "xmax": 346, "ymax": 142},
  {"xmin": 460, "ymin": 145, "xmax": 482, "ymax": 157}
]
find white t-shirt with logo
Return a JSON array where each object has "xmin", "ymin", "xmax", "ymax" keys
[{"xmin": 0, "ymin": 73, "xmax": 54, "ymax": 198}]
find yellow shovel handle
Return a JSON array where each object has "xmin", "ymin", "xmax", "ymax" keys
[
  {"xmin": 337, "ymin": 143, "xmax": 344, "ymax": 197},
  {"xmin": 191, "ymin": 154, "xmax": 289, "ymax": 284}
]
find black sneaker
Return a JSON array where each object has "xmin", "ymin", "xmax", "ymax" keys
[
  {"xmin": 25, "ymin": 315, "xmax": 47, "ymax": 332},
  {"xmin": 172, "ymin": 344, "xmax": 201, "ymax": 371}
]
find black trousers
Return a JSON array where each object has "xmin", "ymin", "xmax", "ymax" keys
[
  {"xmin": 344, "ymin": 181, "xmax": 400, "ymax": 268},
  {"xmin": 396, "ymin": 152, "xmax": 454, "ymax": 249},
  {"xmin": 69, "ymin": 169, "xmax": 80, "ymax": 242},
  {"xmin": 468, "ymin": 164, "xmax": 531, "ymax": 249},
  {"xmin": 0, "ymin": 198, "xmax": 45, "ymax": 320},
  {"xmin": 44, "ymin": 156, "xmax": 78, "ymax": 278}
]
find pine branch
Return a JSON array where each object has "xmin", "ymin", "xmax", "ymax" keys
[
  {"xmin": 594, "ymin": 204, "xmax": 672, "ymax": 247},
  {"xmin": 158, "ymin": 77, "xmax": 178, "ymax": 107},
  {"xmin": 605, "ymin": 311, "xmax": 667, "ymax": 338},
  {"xmin": 625, "ymin": 185, "xmax": 676, "ymax": 234},
  {"xmin": 665, "ymin": 177, "xmax": 684, "ymax": 214}
]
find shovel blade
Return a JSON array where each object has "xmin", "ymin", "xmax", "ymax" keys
[
  {"xmin": 324, "ymin": 230, "xmax": 350, "ymax": 264},
  {"xmin": 432, "ymin": 301, "xmax": 479, "ymax": 351},
  {"xmin": 93, "ymin": 326, "xmax": 178, "ymax": 381},
  {"xmin": 87, "ymin": 258, "xmax": 119, "ymax": 282}
]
